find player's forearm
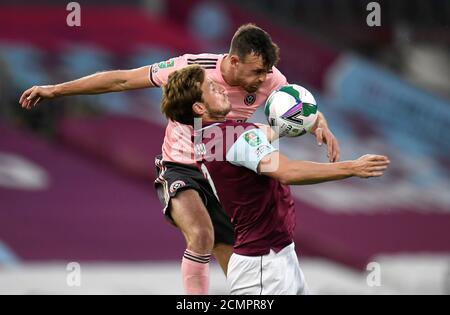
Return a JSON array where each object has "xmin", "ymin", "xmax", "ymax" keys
[
  {"xmin": 282, "ymin": 160, "xmax": 354, "ymax": 185},
  {"xmin": 53, "ymin": 70, "xmax": 137, "ymax": 96}
]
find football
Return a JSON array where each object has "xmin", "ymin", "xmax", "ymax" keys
[{"xmin": 264, "ymin": 84, "xmax": 318, "ymax": 137}]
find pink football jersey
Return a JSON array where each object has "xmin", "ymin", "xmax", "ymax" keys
[{"xmin": 149, "ymin": 53, "xmax": 288, "ymax": 164}]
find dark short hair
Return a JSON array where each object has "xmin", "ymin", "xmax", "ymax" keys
[
  {"xmin": 229, "ymin": 23, "xmax": 280, "ymax": 69},
  {"xmin": 161, "ymin": 65, "xmax": 205, "ymax": 126}
]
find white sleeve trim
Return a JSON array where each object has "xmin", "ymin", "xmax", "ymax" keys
[{"xmin": 225, "ymin": 128, "xmax": 278, "ymax": 173}]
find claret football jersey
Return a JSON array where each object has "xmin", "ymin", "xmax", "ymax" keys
[{"xmin": 195, "ymin": 121, "xmax": 296, "ymax": 256}]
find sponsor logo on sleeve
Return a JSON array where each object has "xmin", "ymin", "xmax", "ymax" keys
[
  {"xmin": 158, "ymin": 60, "xmax": 175, "ymax": 69},
  {"xmin": 244, "ymin": 131, "xmax": 262, "ymax": 147}
]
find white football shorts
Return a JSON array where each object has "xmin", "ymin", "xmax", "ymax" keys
[{"xmin": 227, "ymin": 242, "xmax": 309, "ymax": 295}]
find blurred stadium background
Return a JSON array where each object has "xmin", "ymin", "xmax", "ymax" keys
[{"xmin": 0, "ymin": 0, "xmax": 449, "ymax": 294}]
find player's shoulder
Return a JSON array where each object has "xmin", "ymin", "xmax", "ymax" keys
[
  {"xmin": 268, "ymin": 65, "xmax": 286, "ymax": 81},
  {"xmin": 182, "ymin": 53, "xmax": 223, "ymax": 69},
  {"xmin": 270, "ymin": 65, "xmax": 284, "ymax": 75},
  {"xmin": 260, "ymin": 65, "xmax": 287, "ymax": 92},
  {"xmin": 183, "ymin": 53, "xmax": 223, "ymax": 60}
]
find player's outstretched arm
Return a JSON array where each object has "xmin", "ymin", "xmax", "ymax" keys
[
  {"xmin": 258, "ymin": 152, "xmax": 390, "ymax": 185},
  {"xmin": 19, "ymin": 66, "xmax": 153, "ymax": 109}
]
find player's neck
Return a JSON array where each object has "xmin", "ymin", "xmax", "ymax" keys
[
  {"xmin": 203, "ymin": 114, "xmax": 226, "ymax": 123},
  {"xmin": 220, "ymin": 55, "xmax": 239, "ymax": 87}
]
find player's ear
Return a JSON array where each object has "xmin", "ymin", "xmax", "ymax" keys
[
  {"xmin": 229, "ymin": 55, "xmax": 240, "ymax": 67},
  {"xmin": 192, "ymin": 102, "xmax": 205, "ymax": 116}
]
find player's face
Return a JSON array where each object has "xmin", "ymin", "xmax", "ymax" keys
[
  {"xmin": 201, "ymin": 77, "xmax": 231, "ymax": 118},
  {"xmin": 233, "ymin": 53, "xmax": 270, "ymax": 93}
]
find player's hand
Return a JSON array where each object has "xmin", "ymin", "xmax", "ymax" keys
[
  {"xmin": 19, "ymin": 85, "xmax": 57, "ymax": 110},
  {"xmin": 312, "ymin": 125, "xmax": 341, "ymax": 163},
  {"xmin": 353, "ymin": 154, "xmax": 390, "ymax": 178}
]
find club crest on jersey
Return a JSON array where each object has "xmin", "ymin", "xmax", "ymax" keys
[
  {"xmin": 170, "ymin": 180, "xmax": 186, "ymax": 193},
  {"xmin": 244, "ymin": 131, "xmax": 262, "ymax": 147},
  {"xmin": 244, "ymin": 94, "xmax": 256, "ymax": 106}
]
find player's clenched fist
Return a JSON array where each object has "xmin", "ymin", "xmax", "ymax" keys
[
  {"xmin": 19, "ymin": 85, "xmax": 57, "ymax": 109},
  {"xmin": 353, "ymin": 154, "xmax": 390, "ymax": 178}
]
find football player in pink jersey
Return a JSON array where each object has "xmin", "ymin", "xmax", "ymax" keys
[
  {"xmin": 161, "ymin": 65, "xmax": 390, "ymax": 294},
  {"xmin": 19, "ymin": 24, "xmax": 340, "ymax": 294}
]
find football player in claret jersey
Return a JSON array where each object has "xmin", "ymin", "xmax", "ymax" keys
[
  {"xmin": 19, "ymin": 24, "xmax": 340, "ymax": 294},
  {"xmin": 161, "ymin": 65, "xmax": 390, "ymax": 294}
]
